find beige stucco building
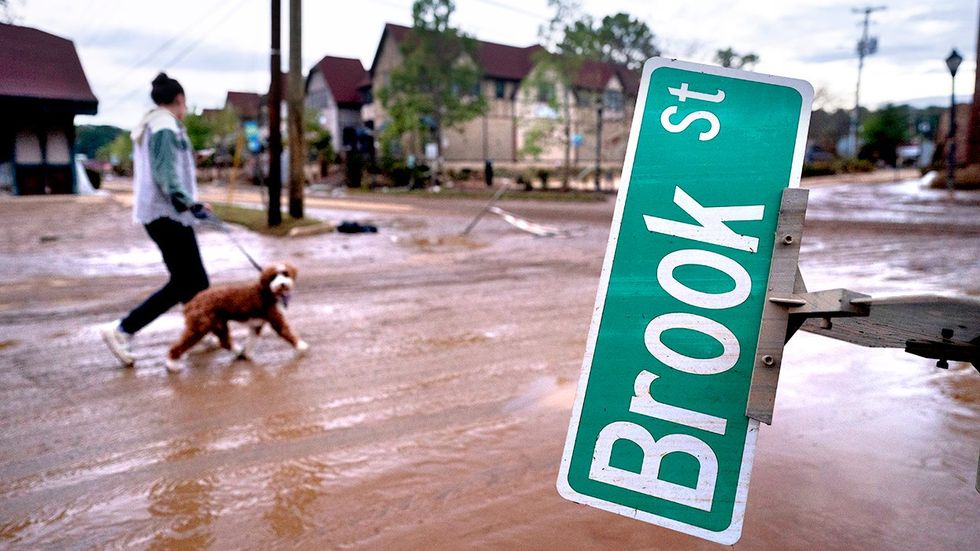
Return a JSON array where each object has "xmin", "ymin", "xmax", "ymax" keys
[{"xmin": 364, "ymin": 23, "xmax": 640, "ymax": 168}]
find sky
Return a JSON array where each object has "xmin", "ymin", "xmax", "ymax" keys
[{"xmin": 7, "ymin": 0, "xmax": 979, "ymax": 128}]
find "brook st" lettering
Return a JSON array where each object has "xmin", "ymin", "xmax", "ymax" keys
[{"xmin": 587, "ymin": 185, "xmax": 764, "ymax": 511}]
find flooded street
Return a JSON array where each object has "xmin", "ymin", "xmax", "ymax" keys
[{"xmin": 1, "ymin": 177, "xmax": 978, "ymax": 549}]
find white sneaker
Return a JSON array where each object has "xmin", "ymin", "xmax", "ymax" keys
[{"xmin": 101, "ymin": 324, "xmax": 135, "ymax": 367}]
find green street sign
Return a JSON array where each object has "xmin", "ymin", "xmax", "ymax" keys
[{"xmin": 557, "ymin": 58, "xmax": 813, "ymax": 544}]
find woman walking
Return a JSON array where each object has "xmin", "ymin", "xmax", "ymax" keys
[{"xmin": 101, "ymin": 73, "xmax": 210, "ymax": 370}]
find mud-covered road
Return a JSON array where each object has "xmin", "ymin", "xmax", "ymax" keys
[{"xmin": 1, "ymin": 176, "xmax": 978, "ymax": 549}]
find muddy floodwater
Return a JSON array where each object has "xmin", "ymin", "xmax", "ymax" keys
[{"xmin": 1, "ymin": 176, "xmax": 978, "ymax": 549}]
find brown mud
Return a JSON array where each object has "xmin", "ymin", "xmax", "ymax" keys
[{"xmin": 0, "ymin": 177, "xmax": 978, "ymax": 549}]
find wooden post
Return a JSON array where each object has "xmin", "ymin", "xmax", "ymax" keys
[
  {"xmin": 267, "ymin": 0, "xmax": 283, "ymax": 226},
  {"xmin": 287, "ymin": 0, "xmax": 304, "ymax": 219}
]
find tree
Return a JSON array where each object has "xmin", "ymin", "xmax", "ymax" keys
[
  {"xmin": 533, "ymin": 0, "xmax": 591, "ymax": 189},
  {"xmin": 531, "ymin": 1, "xmax": 658, "ymax": 188},
  {"xmin": 183, "ymin": 107, "xmax": 239, "ymax": 152},
  {"xmin": 183, "ymin": 112, "xmax": 214, "ymax": 152},
  {"xmin": 859, "ymin": 103, "xmax": 909, "ymax": 166},
  {"xmin": 377, "ymin": 0, "xmax": 487, "ymax": 181},
  {"xmin": 97, "ymin": 133, "xmax": 133, "ymax": 175},
  {"xmin": 578, "ymin": 12, "xmax": 660, "ymax": 73},
  {"xmin": 807, "ymin": 108, "xmax": 851, "ymax": 155},
  {"xmin": 1, "ymin": 0, "xmax": 17, "ymax": 24},
  {"xmin": 715, "ymin": 47, "xmax": 759, "ymax": 70},
  {"xmin": 75, "ymin": 125, "xmax": 123, "ymax": 159}
]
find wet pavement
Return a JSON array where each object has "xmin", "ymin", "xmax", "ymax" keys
[{"xmin": 1, "ymin": 176, "xmax": 978, "ymax": 549}]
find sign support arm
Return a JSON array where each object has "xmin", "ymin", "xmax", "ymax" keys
[{"xmin": 746, "ymin": 188, "xmax": 808, "ymax": 424}]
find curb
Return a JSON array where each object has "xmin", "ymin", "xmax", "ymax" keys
[{"xmin": 287, "ymin": 222, "xmax": 336, "ymax": 238}]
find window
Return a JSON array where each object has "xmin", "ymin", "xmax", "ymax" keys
[
  {"xmin": 603, "ymin": 90, "xmax": 624, "ymax": 112},
  {"xmin": 536, "ymin": 82, "xmax": 555, "ymax": 103},
  {"xmin": 495, "ymin": 79, "xmax": 506, "ymax": 99},
  {"xmin": 308, "ymin": 89, "xmax": 330, "ymax": 110}
]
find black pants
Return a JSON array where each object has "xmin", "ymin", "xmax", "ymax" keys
[{"xmin": 120, "ymin": 217, "xmax": 209, "ymax": 334}]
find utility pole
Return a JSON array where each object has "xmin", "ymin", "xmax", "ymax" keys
[
  {"xmin": 268, "ymin": 0, "xmax": 283, "ymax": 227},
  {"xmin": 287, "ymin": 0, "xmax": 304, "ymax": 219},
  {"xmin": 848, "ymin": 5, "xmax": 885, "ymax": 158}
]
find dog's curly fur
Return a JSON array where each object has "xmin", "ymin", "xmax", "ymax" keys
[{"xmin": 166, "ymin": 262, "xmax": 307, "ymax": 369}]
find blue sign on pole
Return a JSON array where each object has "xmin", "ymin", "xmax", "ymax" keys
[{"xmin": 244, "ymin": 121, "xmax": 261, "ymax": 153}]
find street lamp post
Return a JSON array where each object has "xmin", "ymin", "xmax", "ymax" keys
[{"xmin": 945, "ymin": 48, "xmax": 963, "ymax": 193}]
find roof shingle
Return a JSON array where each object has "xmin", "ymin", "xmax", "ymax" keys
[
  {"xmin": 308, "ymin": 56, "xmax": 368, "ymax": 105},
  {"xmin": 380, "ymin": 23, "xmax": 541, "ymax": 82},
  {"xmin": 0, "ymin": 23, "xmax": 98, "ymax": 113},
  {"xmin": 377, "ymin": 23, "xmax": 639, "ymax": 96},
  {"xmin": 225, "ymin": 91, "xmax": 262, "ymax": 119}
]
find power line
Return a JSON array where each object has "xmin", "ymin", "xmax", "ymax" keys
[
  {"xmin": 107, "ymin": 0, "xmax": 253, "ymax": 94},
  {"xmin": 101, "ymin": 0, "xmax": 253, "ymax": 113},
  {"xmin": 79, "ymin": 0, "xmax": 138, "ymax": 50}
]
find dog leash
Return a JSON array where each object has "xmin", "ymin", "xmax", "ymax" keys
[{"xmin": 201, "ymin": 211, "xmax": 264, "ymax": 273}]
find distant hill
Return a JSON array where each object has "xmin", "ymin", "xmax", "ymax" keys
[
  {"xmin": 874, "ymin": 96, "xmax": 968, "ymax": 110},
  {"xmin": 76, "ymin": 125, "xmax": 124, "ymax": 159}
]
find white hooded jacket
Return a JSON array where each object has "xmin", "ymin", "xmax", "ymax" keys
[{"xmin": 130, "ymin": 108, "xmax": 198, "ymax": 226}]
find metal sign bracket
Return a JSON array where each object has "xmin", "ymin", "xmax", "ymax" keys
[
  {"xmin": 746, "ymin": 188, "xmax": 874, "ymax": 424},
  {"xmin": 746, "ymin": 187, "xmax": 807, "ymax": 424}
]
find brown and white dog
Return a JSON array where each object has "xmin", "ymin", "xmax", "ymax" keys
[{"xmin": 166, "ymin": 262, "xmax": 308, "ymax": 372}]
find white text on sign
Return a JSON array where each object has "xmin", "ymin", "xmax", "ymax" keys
[
  {"xmin": 588, "ymin": 182, "xmax": 764, "ymax": 511},
  {"xmin": 659, "ymin": 83, "xmax": 727, "ymax": 141}
]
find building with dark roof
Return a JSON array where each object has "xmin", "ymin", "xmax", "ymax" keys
[
  {"xmin": 218, "ymin": 77, "xmax": 285, "ymax": 147},
  {"xmin": 0, "ymin": 23, "xmax": 98, "ymax": 194},
  {"xmin": 224, "ymin": 91, "xmax": 262, "ymax": 121},
  {"xmin": 305, "ymin": 55, "xmax": 369, "ymax": 153},
  {"xmin": 366, "ymin": 23, "xmax": 639, "ymax": 164}
]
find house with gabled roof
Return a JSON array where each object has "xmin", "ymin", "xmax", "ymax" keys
[
  {"xmin": 364, "ymin": 22, "xmax": 640, "ymax": 166},
  {"xmin": 0, "ymin": 23, "xmax": 98, "ymax": 194},
  {"xmin": 222, "ymin": 75, "xmax": 285, "ymax": 139},
  {"xmin": 224, "ymin": 91, "xmax": 263, "ymax": 122},
  {"xmin": 305, "ymin": 55, "xmax": 369, "ymax": 153}
]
